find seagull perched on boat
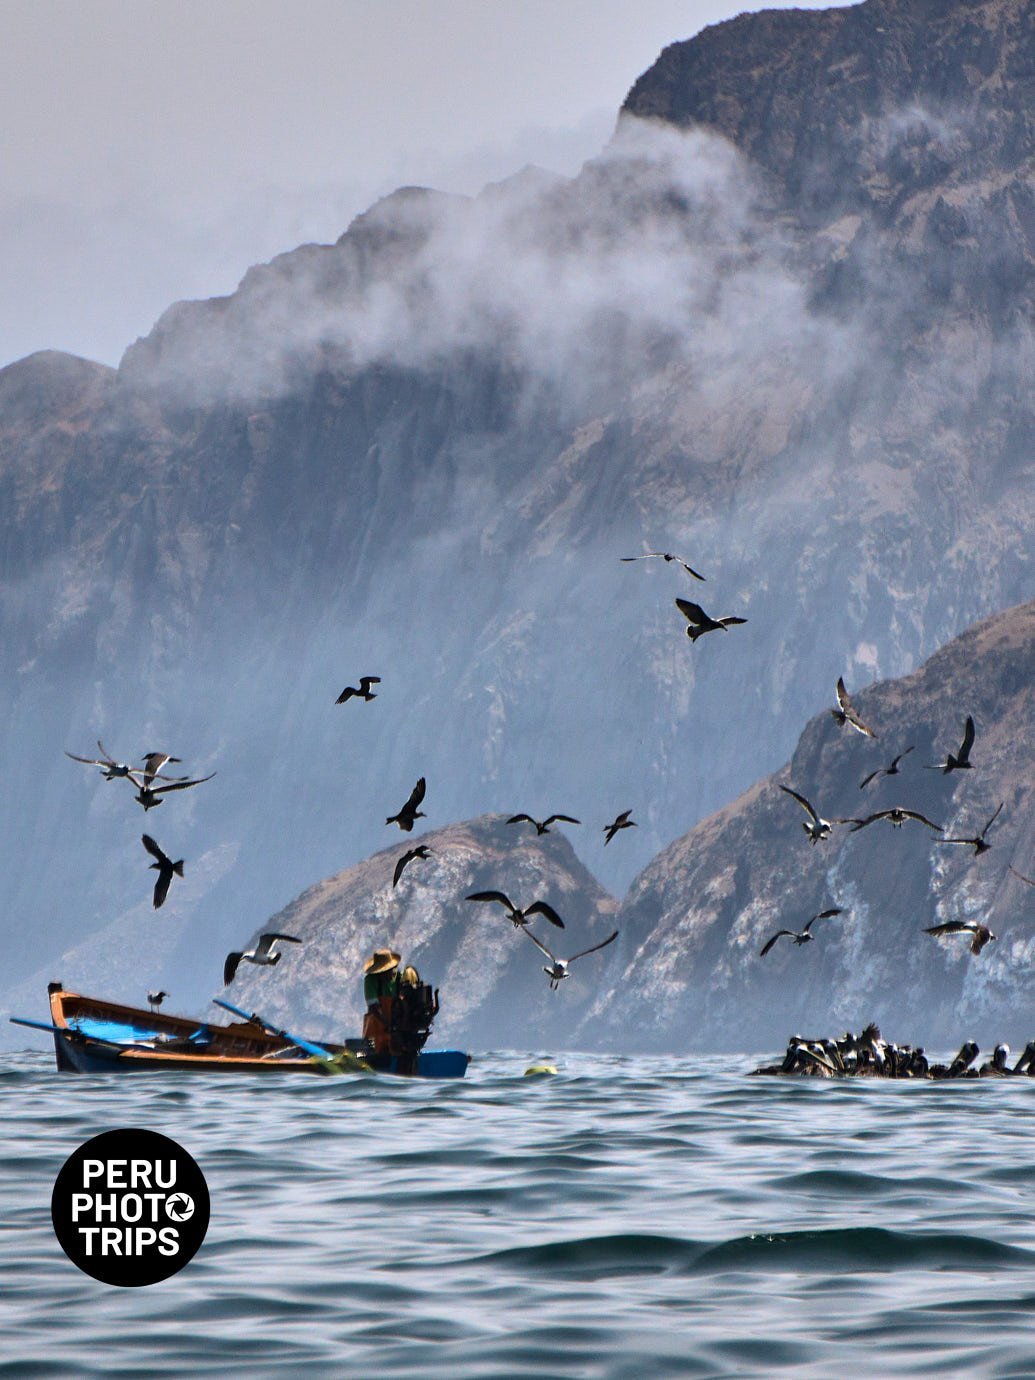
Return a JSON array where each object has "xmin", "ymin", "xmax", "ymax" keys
[
  {"xmin": 386, "ymin": 777, "xmax": 426, "ymax": 831},
  {"xmin": 466, "ymin": 890, "xmax": 565, "ymax": 928},
  {"xmin": 926, "ymin": 716, "xmax": 976, "ymax": 773},
  {"xmin": 147, "ymin": 990, "xmax": 168, "ymax": 1012},
  {"xmin": 759, "ymin": 909, "xmax": 845, "ymax": 957},
  {"xmin": 830, "ymin": 677, "xmax": 877, "ymax": 738},
  {"xmin": 849, "ymin": 807, "xmax": 942, "ymax": 833},
  {"xmin": 336, "ymin": 676, "xmax": 381, "ymax": 704},
  {"xmin": 223, "ymin": 933, "xmax": 302, "ymax": 985},
  {"xmin": 860, "ymin": 746, "xmax": 914, "ymax": 789},
  {"xmin": 523, "ymin": 927, "xmax": 619, "ymax": 989},
  {"xmin": 778, "ymin": 785, "xmax": 848, "ymax": 844},
  {"xmin": 393, "ymin": 845, "xmax": 432, "ymax": 887},
  {"xmin": 620, "ymin": 551, "xmax": 705, "ymax": 581},
  {"xmin": 924, "ymin": 920, "xmax": 996, "ymax": 955},
  {"xmin": 603, "ymin": 810, "xmax": 637, "ymax": 844},
  {"xmin": 125, "ymin": 771, "xmax": 216, "ymax": 811},
  {"xmin": 938, "ymin": 802, "xmax": 1003, "ymax": 856},
  {"xmin": 674, "ymin": 598, "xmax": 747, "ymax": 642},
  {"xmin": 141, "ymin": 835, "xmax": 184, "ymax": 909},
  {"xmin": 506, "ymin": 812, "xmax": 580, "ymax": 835}
]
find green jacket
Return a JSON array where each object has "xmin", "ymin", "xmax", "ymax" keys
[{"xmin": 364, "ymin": 970, "xmax": 399, "ymax": 1004}]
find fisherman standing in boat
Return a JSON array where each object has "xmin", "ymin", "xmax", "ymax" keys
[
  {"xmin": 391, "ymin": 965, "xmax": 440, "ymax": 1074},
  {"xmin": 362, "ymin": 948, "xmax": 401, "ymax": 1054}
]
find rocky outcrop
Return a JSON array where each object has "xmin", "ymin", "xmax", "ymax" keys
[
  {"xmin": 221, "ymin": 814, "xmax": 618, "ymax": 1052},
  {"xmin": 585, "ymin": 600, "xmax": 1035, "ymax": 1052},
  {"xmin": 623, "ymin": 0, "xmax": 1035, "ymax": 222}
]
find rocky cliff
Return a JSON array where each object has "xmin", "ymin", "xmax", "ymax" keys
[
  {"xmin": 1, "ymin": 0, "xmax": 1033, "ymax": 1039},
  {"xmin": 587, "ymin": 598, "xmax": 1035, "ymax": 1053}
]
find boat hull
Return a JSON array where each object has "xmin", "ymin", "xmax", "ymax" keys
[{"xmin": 42, "ymin": 985, "xmax": 469, "ymax": 1078}]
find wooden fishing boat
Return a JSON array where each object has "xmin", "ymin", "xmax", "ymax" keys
[{"xmin": 18, "ymin": 983, "xmax": 469, "ymax": 1078}]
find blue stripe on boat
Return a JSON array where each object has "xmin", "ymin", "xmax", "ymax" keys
[{"xmin": 70, "ymin": 1018, "xmax": 162, "ymax": 1044}]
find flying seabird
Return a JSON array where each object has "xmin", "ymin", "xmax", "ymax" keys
[
  {"xmin": 927, "ymin": 716, "xmax": 976, "ymax": 773},
  {"xmin": 938, "ymin": 802, "xmax": 1004, "ymax": 855},
  {"xmin": 603, "ymin": 810, "xmax": 637, "ymax": 844},
  {"xmin": 139, "ymin": 752, "xmax": 183, "ymax": 788},
  {"xmin": 65, "ymin": 740, "xmax": 184, "ymax": 784},
  {"xmin": 924, "ymin": 920, "xmax": 996, "ymax": 955},
  {"xmin": 523, "ymin": 927, "xmax": 619, "ymax": 989},
  {"xmin": 849, "ymin": 807, "xmax": 942, "ymax": 833},
  {"xmin": 125, "ymin": 771, "xmax": 217, "ymax": 811},
  {"xmin": 831, "ymin": 677, "xmax": 877, "ymax": 738},
  {"xmin": 223, "ymin": 933, "xmax": 302, "ymax": 986},
  {"xmin": 393, "ymin": 845, "xmax": 432, "ymax": 887},
  {"xmin": 141, "ymin": 834, "xmax": 184, "ymax": 909},
  {"xmin": 65, "ymin": 740, "xmax": 136, "ymax": 780},
  {"xmin": 147, "ymin": 990, "xmax": 168, "ymax": 1012},
  {"xmin": 620, "ymin": 552, "xmax": 705, "ymax": 581},
  {"xmin": 759, "ymin": 908, "xmax": 846, "ymax": 957},
  {"xmin": 506, "ymin": 813, "xmax": 580, "ymax": 835},
  {"xmin": 674, "ymin": 598, "xmax": 747, "ymax": 642},
  {"xmin": 386, "ymin": 777, "xmax": 426, "ymax": 831},
  {"xmin": 336, "ymin": 676, "xmax": 381, "ymax": 704},
  {"xmin": 778, "ymin": 784, "xmax": 849, "ymax": 844},
  {"xmin": 860, "ymin": 746, "xmax": 914, "ymax": 789},
  {"xmin": 465, "ymin": 890, "xmax": 565, "ymax": 929}
]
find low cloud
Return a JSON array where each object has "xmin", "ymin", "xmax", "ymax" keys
[{"xmin": 123, "ymin": 115, "xmax": 847, "ymax": 414}]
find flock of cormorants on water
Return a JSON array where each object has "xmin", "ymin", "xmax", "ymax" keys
[
  {"xmin": 63, "ymin": 543, "xmax": 1026, "ymax": 1070},
  {"xmin": 753, "ymin": 1024, "xmax": 1035, "ymax": 1080}
]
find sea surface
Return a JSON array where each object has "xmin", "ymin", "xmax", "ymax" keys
[{"xmin": 3, "ymin": 1048, "xmax": 1035, "ymax": 1379}]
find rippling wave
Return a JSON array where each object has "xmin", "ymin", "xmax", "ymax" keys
[{"xmin": 3, "ymin": 1049, "xmax": 1035, "ymax": 1377}]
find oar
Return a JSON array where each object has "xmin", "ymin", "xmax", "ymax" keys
[
  {"xmin": 9, "ymin": 1015, "xmax": 159, "ymax": 1056},
  {"xmin": 213, "ymin": 998, "xmax": 371, "ymax": 1074}
]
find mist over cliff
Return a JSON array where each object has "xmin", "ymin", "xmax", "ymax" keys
[{"xmin": 1, "ymin": 0, "xmax": 1032, "ymax": 1043}]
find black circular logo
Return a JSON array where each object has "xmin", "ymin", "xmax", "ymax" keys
[{"xmin": 51, "ymin": 1128, "xmax": 210, "ymax": 1285}]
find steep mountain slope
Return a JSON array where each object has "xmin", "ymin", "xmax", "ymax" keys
[
  {"xmin": 585, "ymin": 599, "xmax": 1035, "ymax": 1053},
  {"xmin": 1, "ymin": 0, "xmax": 1032, "ymax": 1030}
]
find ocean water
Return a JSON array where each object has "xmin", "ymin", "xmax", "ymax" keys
[{"xmin": 3, "ymin": 1048, "xmax": 1035, "ymax": 1379}]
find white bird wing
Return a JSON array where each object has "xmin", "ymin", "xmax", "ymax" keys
[
  {"xmin": 925, "ymin": 921, "xmax": 970, "ymax": 936},
  {"xmin": 254, "ymin": 932, "xmax": 302, "ymax": 958},
  {"xmin": 568, "ymin": 930, "xmax": 619, "ymax": 963},
  {"xmin": 65, "ymin": 749, "xmax": 108, "ymax": 767},
  {"xmin": 779, "ymin": 784, "xmax": 819, "ymax": 824},
  {"xmin": 523, "ymin": 928, "xmax": 557, "ymax": 962}
]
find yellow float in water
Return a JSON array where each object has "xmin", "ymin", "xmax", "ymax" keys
[{"xmin": 524, "ymin": 1063, "xmax": 558, "ymax": 1076}]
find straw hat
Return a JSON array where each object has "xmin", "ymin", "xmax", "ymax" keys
[{"xmin": 363, "ymin": 947, "xmax": 401, "ymax": 975}]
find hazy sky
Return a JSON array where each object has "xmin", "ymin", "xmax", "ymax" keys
[{"xmin": 1, "ymin": 0, "xmax": 854, "ymax": 370}]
